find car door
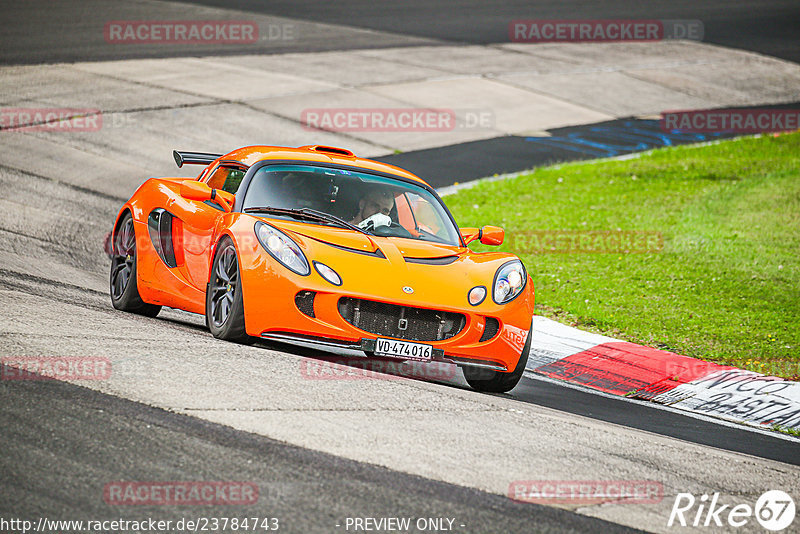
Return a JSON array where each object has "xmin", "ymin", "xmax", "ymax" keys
[{"xmin": 178, "ymin": 162, "xmax": 247, "ymax": 289}]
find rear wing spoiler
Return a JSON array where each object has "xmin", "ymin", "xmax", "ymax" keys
[{"xmin": 173, "ymin": 150, "xmax": 223, "ymax": 168}]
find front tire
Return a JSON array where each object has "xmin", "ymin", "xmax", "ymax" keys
[
  {"xmin": 463, "ymin": 323, "xmax": 532, "ymax": 393},
  {"xmin": 206, "ymin": 237, "xmax": 255, "ymax": 345},
  {"xmin": 109, "ymin": 212, "xmax": 161, "ymax": 317}
]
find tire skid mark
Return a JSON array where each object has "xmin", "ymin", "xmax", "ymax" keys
[
  {"xmin": 0, "ymin": 267, "xmax": 110, "ymax": 312},
  {"xmin": 0, "ymin": 225, "xmax": 83, "ymax": 251},
  {"xmin": 0, "ymin": 227, "xmax": 108, "ymax": 282},
  {"xmin": 0, "ymin": 267, "xmax": 103, "ymax": 294},
  {"xmin": 0, "ymin": 268, "xmax": 209, "ymax": 338},
  {"xmin": 0, "ymin": 163, "xmax": 127, "ymax": 203}
]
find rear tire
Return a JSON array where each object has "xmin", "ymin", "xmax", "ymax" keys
[
  {"xmin": 206, "ymin": 237, "xmax": 255, "ymax": 345},
  {"xmin": 463, "ymin": 322, "xmax": 532, "ymax": 393},
  {"xmin": 109, "ymin": 212, "xmax": 161, "ymax": 318}
]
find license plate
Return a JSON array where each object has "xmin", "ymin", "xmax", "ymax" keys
[{"xmin": 374, "ymin": 338, "xmax": 433, "ymax": 361}]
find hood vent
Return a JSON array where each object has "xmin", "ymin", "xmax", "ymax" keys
[
  {"xmin": 303, "ymin": 145, "xmax": 355, "ymax": 157},
  {"xmin": 404, "ymin": 255, "xmax": 458, "ymax": 265}
]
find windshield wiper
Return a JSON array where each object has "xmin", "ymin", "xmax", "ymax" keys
[
  {"xmin": 244, "ymin": 206, "xmax": 370, "ymax": 235},
  {"xmin": 244, "ymin": 206, "xmax": 318, "ymax": 220},
  {"xmin": 297, "ymin": 208, "xmax": 370, "ymax": 235}
]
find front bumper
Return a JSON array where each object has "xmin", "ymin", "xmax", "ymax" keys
[
  {"xmin": 232, "ymin": 225, "xmax": 534, "ymax": 373},
  {"xmin": 244, "ymin": 280, "xmax": 533, "ymax": 373},
  {"xmin": 260, "ymin": 333, "xmax": 509, "ymax": 372}
]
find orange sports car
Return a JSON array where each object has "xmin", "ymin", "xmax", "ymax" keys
[{"xmin": 109, "ymin": 145, "xmax": 534, "ymax": 392}]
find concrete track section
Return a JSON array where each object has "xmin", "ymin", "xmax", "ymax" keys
[
  {"xmin": 2, "ymin": 41, "xmax": 799, "ymax": 177},
  {"xmin": 0, "ymin": 378, "xmax": 638, "ymax": 534}
]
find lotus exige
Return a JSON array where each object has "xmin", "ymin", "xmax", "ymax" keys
[{"xmin": 109, "ymin": 145, "xmax": 534, "ymax": 392}]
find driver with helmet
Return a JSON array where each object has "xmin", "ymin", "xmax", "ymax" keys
[{"xmin": 350, "ymin": 187, "xmax": 395, "ymax": 230}]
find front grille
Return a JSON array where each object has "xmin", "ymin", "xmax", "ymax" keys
[
  {"xmin": 479, "ymin": 317, "xmax": 500, "ymax": 342},
  {"xmin": 338, "ymin": 297, "xmax": 465, "ymax": 342},
  {"xmin": 295, "ymin": 291, "xmax": 316, "ymax": 317}
]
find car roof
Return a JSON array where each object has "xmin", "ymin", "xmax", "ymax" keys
[{"xmin": 221, "ymin": 145, "xmax": 428, "ymax": 187}]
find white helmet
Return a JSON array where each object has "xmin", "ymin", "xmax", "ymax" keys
[{"xmin": 358, "ymin": 213, "xmax": 392, "ymax": 230}]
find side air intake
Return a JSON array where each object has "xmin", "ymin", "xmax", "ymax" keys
[
  {"xmin": 295, "ymin": 291, "xmax": 317, "ymax": 318},
  {"xmin": 479, "ymin": 317, "xmax": 500, "ymax": 342}
]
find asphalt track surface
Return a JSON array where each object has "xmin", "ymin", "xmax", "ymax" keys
[
  {"xmin": 186, "ymin": 0, "xmax": 800, "ymax": 63},
  {"xmin": 2, "ymin": 2, "xmax": 799, "ymax": 533},
  {"xmin": 1, "ymin": 0, "xmax": 799, "ymax": 64},
  {"xmin": 0, "ymin": 378, "xmax": 637, "ymax": 534},
  {"xmin": 221, "ymin": 341, "xmax": 800, "ymax": 467}
]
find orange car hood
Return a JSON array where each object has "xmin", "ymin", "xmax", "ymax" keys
[
  {"xmin": 271, "ymin": 219, "xmax": 463, "ymax": 259},
  {"xmin": 259, "ymin": 218, "xmax": 518, "ymax": 309}
]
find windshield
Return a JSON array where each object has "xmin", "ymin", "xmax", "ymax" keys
[{"xmin": 242, "ymin": 164, "xmax": 461, "ymax": 246}]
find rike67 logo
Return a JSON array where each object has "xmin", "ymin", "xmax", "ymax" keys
[{"xmin": 668, "ymin": 490, "xmax": 795, "ymax": 531}]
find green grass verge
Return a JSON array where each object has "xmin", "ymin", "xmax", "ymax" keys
[{"xmin": 447, "ymin": 132, "xmax": 800, "ymax": 379}]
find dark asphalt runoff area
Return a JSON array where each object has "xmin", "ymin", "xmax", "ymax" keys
[
  {"xmin": 1, "ymin": 0, "xmax": 798, "ymax": 64},
  {"xmin": 377, "ymin": 118, "xmax": 734, "ymax": 189},
  {"xmin": 186, "ymin": 0, "xmax": 800, "ymax": 64},
  {"xmin": 377, "ymin": 102, "xmax": 800, "ymax": 188},
  {"xmin": 0, "ymin": 377, "xmax": 638, "ymax": 534}
]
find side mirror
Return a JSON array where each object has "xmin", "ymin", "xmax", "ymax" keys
[
  {"xmin": 180, "ymin": 180, "xmax": 212, "ymax": 201},
  {"xmin": 479, "ymin": 225, "xmax": 504, "ymax": 245},
  {"xmin": 180, "ymin": 180, "xmax": 233, "ymax": 212},
  {"xmin": 460, "ymin": 226, "xmax": 504, "ymax": 246}
]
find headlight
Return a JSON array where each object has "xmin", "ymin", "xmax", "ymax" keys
[
  {"xmin": 313, "ymin": 261, "xmax": 342, "ymax": 286},
  {"xmin": 255, "ymin": 222, "xmax": 310, "ymax": 276},
  {"xmin": 493, "ymin": 260, "xmax": 526, "ymax": 304}
]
